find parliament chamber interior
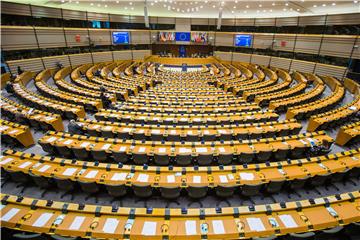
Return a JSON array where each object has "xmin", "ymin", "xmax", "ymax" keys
[{"xmin": 0, "ymin": 0, "xmax": 360, "ymax": 239}]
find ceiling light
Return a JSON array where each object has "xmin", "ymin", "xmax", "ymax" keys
[
  {"xmin": 270, "ymin": 9, "xmax": 273, "ymax": 12},
  {"xmin": 97, "ymin": 3, "xmax": 101, "ymax": 7},
  {"xmin": 233, "ymin": 6, "xmax": 236, "ymax": 8},
  {"xmin": 129, "ymin": 2, "xmax": 132, "ymax": 5},
  {"xmin": 354, "ymin": 0, "xmax": 358, "ymax": 3},
  {"xmin": 235, "ymin": 0, "xmax": 238, "ymax": 3},
  {"xmin": 256, "ymin": 10, "xmax": 260, "ymax": 13},
  {"xmin": 332, "ymin": 3, "xmax": 336, "ymax": 5},
  {"xmin": 90, "ymin": 3, "xmax": 94, "ymax": 6},
  {"xmin": 243, "ymin": 10, "xmax": 247, "ymax": 13},
  {"xmin": 322, "ymin": 3, "xmax": 326, "ymax": 6},
  {"xmin": 259, "ymin": 4, "xmax": 262, "ymax": 7},
  {"xmin": 263, "ymin": 9, "xmax": 266, "ymax": 12},
  {"xmin": 116, "ymin": 0, "xmax": 119, "ymax": 3},
  {"xmin": 151, "ymin": 2, "xmax": 154, "ymax": 5},
  {"xmin": 105, "ymin": 4, "xmax": 107, "ymax": 7},
  {"xmin": 61, "ymin": 0, "xmax": 65, "ymax": 2},
  {"xmin": 297, "ymin": 8, "xmax": 300, "ymax": 11},
  {"xmin": 246, "ymin": 5, "xmax": 249, "ymax": 8},
  {"xmin": 75, "ymin": 1, "xmax": 79, "ymax": 4},
  {"xmin": 285, "ymin": 3, "xmax": 289, "ymax": 6},
  {"xmin": 272, "ymin": 2, "xmax": 275, "ymax": 6},
  {"xmin": 313, "ymin": 5, "xmax": 317, "ymax": 7},
  {"xmin": 231, "ymin": 10, "xmax": 234, "ymax": 13},
  {"xmin": 212, "ymin": 5, "xmax": 215, "ymax": 8},
  {"xmin": 130, "ymin": 7, "xmax": 134, "ymax": 10},
  {"xmin": 283, "ymin": 8, "xmax": 287, "ymax": 11},
  {"xmin": 124, "ymin": 6, "xmax": 128, "ymax": 9}
]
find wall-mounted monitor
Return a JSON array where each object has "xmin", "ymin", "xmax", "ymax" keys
[
  {"xmin": 112, "ymin": 32, "xmax": 130, "ymax": 44},
  {"xmin": 235, "ymin": 34, "xmax": 252, "ymax": 47},
  {"xmin": 191, "ymin": 32, "xmax": 208, "ymax": 43},
  {"xmin": 175, "ymin": 32, "xmax": 191, "ymax": 42},
  {"xmin": 158, "ymin": 32, "xmax": 175, "ymax": 42}
]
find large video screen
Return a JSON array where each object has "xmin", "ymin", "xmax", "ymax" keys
[
  {"xmin": 112, "ymin": 32, "xmax": 130, "ymax": 44},
  {"xmin": 158, "ymin": 32, "xmax": 175, "ymax": 42},
  {"xmin": 235, "ymin": 34, "xmax": 252, "ymax": 47},
  {"xmin": 175, "ymin": 32, "xmax": 191, "ymax": 41},
  {"xmin": 191, "ymin": 32, "xmax": 208, "ymax": 43}
]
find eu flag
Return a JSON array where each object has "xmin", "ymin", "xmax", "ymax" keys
[{"xmin": 175, "ymin": 32, "xmax": 191, "ymax": 42}]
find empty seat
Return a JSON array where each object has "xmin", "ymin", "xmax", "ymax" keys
[
  {"xmin": 79, "ymin": 181, "xmax": 99, "ymax": 193},
  {"xmin": 197, "ymin": 154, "xmax": 212, "ymax": 165},
  {"xmin": 187, "ymin": 186, "xmax": 208, "ymax": 198},
  {"xmin": 154, "ymin": 154, "xmax": 170, "ymax": 166},
  {"xmin": 132, "ymin": 184, "xmax": 152, "ymax": 198},
  {"xmin": 216, "ymin": 185, "xmax": 235, "ymax": 198},
  {"xmin": 91, "ymin": 149, "xmax": 108, "ymax": 162},
  {"xmin": 176, "ymin": 154, "xmax": 192, "ymax": 166},
  {"xmin": 265, "ymin": 180, "xmax": 284, "ymax": 193},
  {"xmin": 160, "ymin": 187, "xmax": 181, "ymax": 199},
  {"xmin": 241, "ymin": 183, "xmax": 262, "ymax": 196},
  {"xmin": 133, "ymin": 153, "xmax": 148, "ymax": 165},
  {"xmin": 72, "ymin": 146, "xmax": 89, "ymax": 160},
  {"xmin": 106, "ymin": 184, "xmax": 127, "ymax": 197},
  {"xmin": 55, "ymin": 178, "xmax": 75, "ymax": 191}
]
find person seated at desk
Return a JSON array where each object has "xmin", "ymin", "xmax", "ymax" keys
[
  {"xmin": 56, "ymin": 62, "xmax": 63, "ymax": 70},
  {"xmin": 308, "ymin": 139, "xmax": 332, "ymax": 156},
  {"xmin": 5, "ymin": 76, "xmax": 15, "ymax": 94},
  {"xmin": 100, "ymin": 92, "xmax": 111, "ymax": 109},
  {"xmin": 68, "ymin": 120, "xmax": 85, "ymax": 135},
  {"xmin": 94, "ymin": 69, "xmax": 101, "ymax": 77},
  {"xmin": 13, "ymin": 109, "xmax": 25, "ymax": 124},
  {"xmin": 17, "ymin": 66, "xmax": 24, "ymax": 75}
]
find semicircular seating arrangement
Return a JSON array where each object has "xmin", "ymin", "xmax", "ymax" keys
[{"xmin": 1, "ymin": 55, "xmax": 360, "ymax": 240}]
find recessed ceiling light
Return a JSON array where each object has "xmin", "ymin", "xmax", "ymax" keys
[
  {"xmin": 97, "ymin": 3, "xmax": 101, "ymax": 7},
  {"xmin": 297, "ymin": 8, "xmax": 300, "ymax": 11},
  {"xmin": 90, "ymin": 3, "xmax": 94, "ymax": 6},
  {"xmin": 231, "ymin": 10, "xmax": 234, "ymax": 13},
  {"xmin": 256, "ymin": 10, "xmax": 260, "ymax": 13},
  {"xmin": 212, "ymin": 5, "xmax": 215, "ymax": 8},
  {"xmin": 235, "ymin": 0, "xmax": 238, "ymax": 3},
  {"xmin": 272, "ymin": 2, "xmax": 275, "ymax": 6},
  {"xmin": 116, "ymin": 0, "xmax": 119, "ymax": 3},
  {"xmin": 124, "ymin": 6, "xmax": 128, "ymax": 9},
  {"xmin": 104, "ymin": 4, "xmax": 107, "ymax": 7},
  {"xmin": 75, "ymin": 1, "xmax": 79, "ymax": 4},
  {"xmin": 354, "ymin": 0, "xmax": 358, "ymax": 3},
  {"xmin": 259, "ymin": 4, "xmax": 262, "ymax": 7},
  {"xmin": 246, "ymin": 5, "xmax": 249, "ymax": 8},
  {"xmin": 151, "ymin": 2, "xmax": 154, "ymax": 5},
  {"xmin": 233, "ymin": 6, "xmax": 236, "ymax": 8},
  {"xmin": 129, "ymin": 2, "xmax": 132, "ymax": 5},
  {"xmin": 313, "ymin": 4, "xmax": 317, "ymax": 7},
  {"xmin": 270, "ymin": 9, "xmax": 273, "ymax": 12},
  {"xmin": 285, "ymin": 2, "xmax": 289, "ymax": 6},
  {"xmin": 322, "ymin": 3, "xmax": 326, "ymax": 6},
  {"xmin": 283, "ymin": 8, "xmax": 287, "ymax": 11},
  {"xmin": 332, "ymin": 3, "xmax": 336, "ymax": 5}
]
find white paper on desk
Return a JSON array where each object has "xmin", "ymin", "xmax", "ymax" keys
[
  {"xmin": 219, "ymin": 175, "xmax": 228, "ymax": 183},
  {"xmin": 193, "ymin": 175, "xmax": 201, "ymax": 183},
  {"xmin": 111, "ymin": 172, "xmax": 127, "ymax": 181},
  {"xmin": 69, "ymin": 216, "xmax": 85, "ymax": 230},
  {"xmin": 218, "ymin": 147, "xmax": 226, "ymax": 153},
  {"xmin": 158, "ymin": 148, "xmax": 166, "ymax": 153},
  {"xmin": 8, "ymin": 130, "xmax": 19, "ymax": 134},
  {"xmin": 227, "ymin": 174, "xmax": 234, "ymax": 180},
  {"xmin": 137, "ymin": 173, "xmax": 149, "ymax": 182},
  {"xmin": 85, "ymin": 170, "xmax": 98, "ymax": 178},
  {"xmin": 18, "ymin": 161, "xmax": 32, "ymax": 169},
  {"xmin": 204, "ymin": 130, "xmax": 210, "ymax": 134},
  {"xmin": 103, "ymin": 218, "xmax": 119, "ymax": 233},
  {"xmin": 185, "ymin": 220, "xmax": 197, "ymax": 235},
  {"xmin": 196, "ymin": 147, "xmax": 207, "ymax": 153},
  {"xmin": 0, "ymin": 208, "xmax": 20, "ymax": 221},
  {"xmin": 33, "ymin": 213, "xmax": 53, "ymax": 227},
  {"xmin": 187, "ymin": 130, "xmax": 193, "ymax": 134},
  {"xmin": 0, "ymin": 204, "xmax": 5, "ymax": 211},
  {"xmin": 167, "ymin": 175, "xmax": 175, "ymax": 183},
  {"xmin": 62, "ymin": 139, "xmax": 73, "ymax": 145},
  {"xmin": 0, "ymin": 126, "xmax": 9, "ymax": 131},
  {"xmin": 46, "ymin": 136, "xmax": 57, "ymax": 143},
  {"xmin": 119, "ymin": 146, "xmax": 127, "ymax": 152},
  {"xmin": 0, "ymin": 157, "xmax": 13, "ymax": 165},
  {"xmin": 239, "ymin": 172, "xmax": 254, "ymax": 180},
  {"xmin": 246, "ymin": 218, "xmax": 265, "ymax": 232},
  {"xmin": 38, "ymin": 165, "xmax": 51, "ymax": 173},
  {"xmin": 141, "ymin": 221, "xmax": 157, "ymax": 236},
  {"xmin": 80, "ymin": 142, "xmax": 91, "ymax": 148},
  {"xmin": 122, "ymin": 128, "xmax": 131, "ymax": 132},
  {"xmin": 138, "ymin": 147, "xmax": 146, "ymax": 153},
  {"xmin": 279, "ymin": 214, "xmax": 298, "ymax": 228},
  {"xmin": 102, "ymin": 144, "xmax": 111, "ymax": 150},
  {"xmin": 218, "ymin": 130, "xmax": 227, "ymax": 134},
  {"xmin": 212, "ymin": 220, "xmax": 225, "ymax": 234},
  {"xmin": 152, "ymin": 130, "xmax": 161, "ymax": 134},
  {"xmin": 63, "ymin": 168, "xmax": 77, "ymax": 176},
  {"xmin": 103, "ymin": 126, "xmax": 112, "ymax": 131},
  {"xmin": 179, "ymin": 147, "xmax": 191, "ymax": 153}
]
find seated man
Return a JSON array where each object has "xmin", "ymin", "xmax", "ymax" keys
[
  {"xmin": 68, "ymin": 120, "xmax": 84, "ymax": 135},
  {"xmin": 308, "ymin": 139, "xmax": 332, "ymax": 156}
]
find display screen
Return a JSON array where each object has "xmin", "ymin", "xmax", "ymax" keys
[
  {"xmin": 175, "ymin": 32, "xmax": 191, "ymax": 41},
  {"xmin": 112, "ymin": 32, "xmax": 130, "ymax": 44},
  {"xmin": 235, "ymin": 34, "xmax": 252, "ymax": 47},
  {"xmin": 158, "ymin": 32, "xmax": 175, "ymax": 42},
  {"xmin": 191, "ymin": 32, "xmax": 208, "ymax": 43}
]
